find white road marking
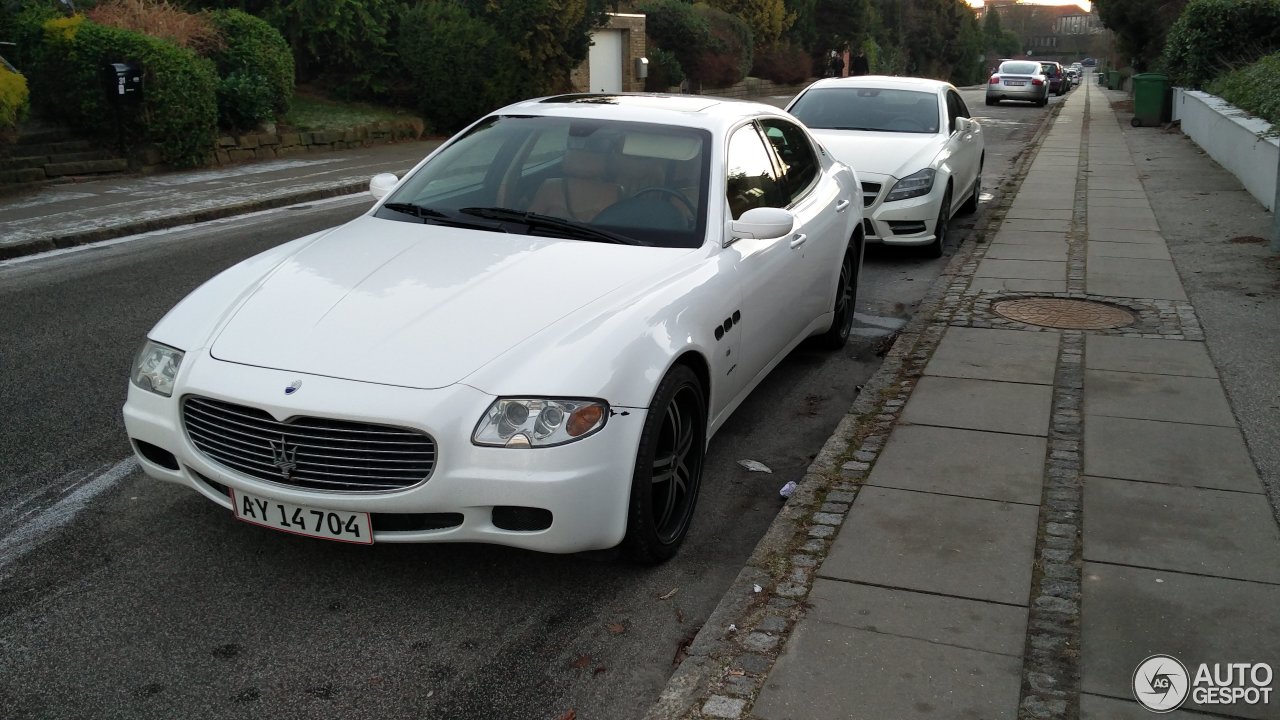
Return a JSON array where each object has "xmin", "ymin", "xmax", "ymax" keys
[{"xmin": 0, "ymin": 457, "xmax": 139, "ymax": 577}]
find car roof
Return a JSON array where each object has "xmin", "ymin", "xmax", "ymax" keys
[
  {"xmin": 800, "ymin": 75, "xmax": 951, "ymax": 93},
  {"xmin": 490, "ymin": 93, "xmax": 794, "ymax": 132}
]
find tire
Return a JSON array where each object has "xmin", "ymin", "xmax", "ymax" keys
[
  {"xmin": 1037, "ymin": 97, "xmax": 1048, "ymax": 108},
  {"xmin": 985, "ymin": 97, "xmax": 996, "ymax": 106},
  {"xmin": 621, "ymin": 364, "xmax": 707, "ymax": 564},
  {"xmin": 958, "ymin": 161, "xmax": 982, "ymax": 216},
  {"xmin": 815, "ymin": 241, "xmax": 859, "ymax": 350},
  {"xmin": 924, "ymin": 186, "xmax": 951, "ymax": 259}
]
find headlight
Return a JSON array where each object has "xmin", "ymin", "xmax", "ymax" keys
[
  {"xmin": 885, "ymin": 168, "xmax": 936, "ymax": 202},
  {"xmin": 131, "ymin": 340, "xmax": 184, "ymax": 397},
  {"xmin": 473, "ymin": 398, "xmax": 608, "ymax": 448}
]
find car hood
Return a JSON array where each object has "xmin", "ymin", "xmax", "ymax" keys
[
  {"xmin": 809, "ymin": 130, "xmax": 943, "ymax": 180},
  {"xmin": 210, "ymin": 215, "xmax": 691, "ymax": 389}
]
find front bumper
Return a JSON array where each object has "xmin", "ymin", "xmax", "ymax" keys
[
  {"xmin": 857, "ymin": 172, "xmax": 947, "ymax": 247},
  {"xmin": 122, "ymin": 351, "xmax": 646, "ymax": 553}
]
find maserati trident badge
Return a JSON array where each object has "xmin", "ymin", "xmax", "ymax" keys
[
  {"xmin": 285, "ymin": 380, "xmax": 302, "ymax": 395},
  {"xmin": 269, "ymin": 436, "xmax": 298, "ymax": 480}
]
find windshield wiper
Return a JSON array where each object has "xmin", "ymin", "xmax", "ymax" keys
[
  {"xmin": 381, "ymin": 202, "xmax": 507, "ymax": 232},
  {"xmin": 459, "ymin": 207, "xmax": 644, "ymax": 245}
]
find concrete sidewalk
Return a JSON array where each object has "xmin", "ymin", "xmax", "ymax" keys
[
  {"xmin": 661, "ymin": 78, "xmax": 1280, "ymax": 720},
  {"xmin": 0, "ymin": 138, "xmax": 442, "ymax": 260}
]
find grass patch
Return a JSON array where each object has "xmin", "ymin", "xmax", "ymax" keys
[
  {"xmin": 1209, "ymin": 52, "xmax": 1280, "ymax": 135},
  {"xmin": 281, "ymin": 88, "xmax": 420, "ymax": 131}
]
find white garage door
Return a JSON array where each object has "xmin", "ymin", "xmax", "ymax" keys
[{"xmin": 588, "ymin": 30, "xmax": 623, "ymax": 93}]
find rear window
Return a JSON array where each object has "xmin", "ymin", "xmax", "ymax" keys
[{"xmin": 1000, "ymin": 61, "xmax": 1040, "ymax": 75}]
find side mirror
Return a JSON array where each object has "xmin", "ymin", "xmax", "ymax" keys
[
  {"xmin": 728, "ymin": 206, "xmax": 795, "ymax": 244},
  {"xmin": 369, "ymin": 172, "xmax": 399, "ymax": 200},
  {"xmin": 955, "ymin": 117, "xmax": 973, "ymax": 134}
]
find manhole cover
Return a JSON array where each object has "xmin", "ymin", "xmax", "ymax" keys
[{"xmin": 992, "ymin": 298, "xmax": 1136, "ymax": 330}]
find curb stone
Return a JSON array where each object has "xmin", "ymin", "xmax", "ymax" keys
[{"xmin": 644, "ymin": 98, "xmax": 1069, "ymax": 720}]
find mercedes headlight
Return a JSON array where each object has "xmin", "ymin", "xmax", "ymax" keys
[
  {"xmin": 473, "ymin": 398, "xmax": 608, "ymax": 448},
  {"xmin": 885, "ymin": 168, "xmax": 936, "ymax": 202},
  {"xmin": 131, "ymin": 340, "xmax": 184, "ymax": 397}
]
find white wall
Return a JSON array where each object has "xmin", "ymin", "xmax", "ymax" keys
[{"xmin": 1172, "ymin": 89, "xmax": 1278, "ymax": 211}]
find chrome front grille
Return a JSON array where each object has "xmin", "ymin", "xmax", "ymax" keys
[
  {"xmin": 182, "ymin": 396, "xmax": 437, "ymax": 492},
  {"xmin": 860, "ymin": 182, "xmax": 882, "ymax": 207}
]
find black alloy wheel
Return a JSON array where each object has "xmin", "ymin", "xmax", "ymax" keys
[
  {"xmin": 924, "ymin": 186, "xmax": 951, "ymax": 258},
  {"xmin": 622, "ymin": 365, "xmax": 707, "ymax": 564},
  {"xmin": 815, "ymin": 241, "xmax": 858, "ymax": 349}
]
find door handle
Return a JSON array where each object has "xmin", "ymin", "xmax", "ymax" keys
[
  {"xmin": 835, "ymin": 199, "xmax": 851, "ymax": 213},
  {"xmin": 790, "ymin": 233, "xmax": 808, "ymax": 249}
]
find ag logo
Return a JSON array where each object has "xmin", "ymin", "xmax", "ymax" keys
[{"xmin": 1134, "ymin": 654, "xmax": 1190, "ymax": 712}]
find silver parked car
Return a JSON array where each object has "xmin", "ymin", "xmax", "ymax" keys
[{"xmin": 986, "ymin": 60, "xmax": 1050, "ymax": 107}]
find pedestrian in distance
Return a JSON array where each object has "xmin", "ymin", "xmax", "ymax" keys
[
  {"xmin": 851, "ymin": 49, "xmax": 870, "ymax": 76},
  {"xmin": 829, "ymin": 50, "xmax": 845, "ymax": 78}
]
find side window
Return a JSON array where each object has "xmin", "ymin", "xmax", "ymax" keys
[
  {"xmin": 952, "ymin": 91, "xmax": 971, "ymax": 119},
  {"xmin": 725, "ymin": 124, "xmax": 784, "ymax": 220},
  {"xmin": 759, "ymin": 118, "xmax": 820, "ymax": 204},
  {"xmin": 945, "ymin": 92, "xmax": 960, "ymax": 133}
]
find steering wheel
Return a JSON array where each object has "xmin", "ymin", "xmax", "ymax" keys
[{"xmin": 632, "ymin": 187, "xmax": 696, "ymax": 217}]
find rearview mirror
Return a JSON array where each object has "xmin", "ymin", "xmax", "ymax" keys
[
  {"xmin": 727, "ymin": 207, "xmax": 795, "ymax": 244},
  {"xmin": 369, "ymin": 172, "xmax": 398, "ymax": 200},
  {"xmin": 955, "ymin": 117, "xmax": 973, "ymax": 134}
]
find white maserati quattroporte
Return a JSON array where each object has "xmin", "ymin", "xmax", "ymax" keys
[{"xmin": 123, "ymin": 94, "xmax": 864, "ymax": 563}]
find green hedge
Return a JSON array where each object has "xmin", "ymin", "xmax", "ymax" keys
[
  {"xmin": 1208, "ymin": 51, "xmax": 1280, "ymax": 132},
  {"xmin": 208, "ymin": 9, "xmax": 294, "ymax": 131},
  {"xmin": 396, "ymin": 3, "xmax": 520, "ymax": 134},
  {"xmin": 1162, "ymin": 0, "xmax": 1280, "ymax": 89},
  {"xmin": 37, "ymin": 18, "xmax": 218, "ymax": 167},
  {"xmin": 0, "ymin": 63, "xmax": 30, "ymax": 129}
]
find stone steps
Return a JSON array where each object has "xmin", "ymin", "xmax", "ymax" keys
[{"xmin": 0, "ymin": 128, "xmax": 130, "ymax": 192}]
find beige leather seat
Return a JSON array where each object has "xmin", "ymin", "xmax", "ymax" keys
[{"xmin": 527, "ymin": 149, "xmax": 621, "ymax": 222}]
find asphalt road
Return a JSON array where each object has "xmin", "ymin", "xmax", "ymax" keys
[{"xmin": 0, "ymin": 85, "xmax": 1060, "ymax": 720}]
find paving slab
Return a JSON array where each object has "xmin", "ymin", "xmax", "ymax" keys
[
  {"xmin": 1088, "ymin": 257, "xmax": 1188, "ymax": 301},
  {"xmin": 753, "ymin": 624, "xmax": 1023, "ymax": 720},
  {"xmin": 1088, "ymin": 179, "xmax": 1145, "ymax": 192},
  {"xmin": 1084, "ymin": 369, "xmax": 1236, "ymax": 426},
  {"xmin": 1005, "ymin": 207, "xmax": 1074, "ymax": 220},
  {"xmin": 1085, "ymin": 228, "xmax": 1167, "ymax": 244},
  {"xmin": 901, "ymin": 376, "xmax": 1054, "ymax": 436},
  {"xmin": 823, "ymin": 486, "xmax": 1039, "ymax": 605},
  {"xmin": 1089, "ymin": 213, "xmax": 1162, "ymax": 232},
  {"xmin": 1088, "ymin": 196, "xmax": 1155, "ymax": 208},
  {"xmin": 1085, "ymin": 336, "xmax": 1217, "ymax": 377},
  {"xmin": 1090, "ymin": 204, "xmax": 1158, "ymax": 225},
  {"xmin": 1082, "ymin": 563, "xmax": 1280, "ymax": 720},
  {"xmin": 1086, "ymin": 241, "xmax": 1171, "ymax": 260},
  {"xmin": 1008, "ymin": 194, "xmax": 1075, "ymax": 210},
  {"xmin": 975, "ymin": 258, "xmax": 1067, "ymax": 281},
  {"xmin": 926, "ymin": 327, "xmax": 1060, "ymax": 384},
  {"xmin": 806, "ymin": 579, "xmax": 1029, "ymax": 656},
  {"xmin": 1080, "ymin": 693, "xmax": 1205, "ymax": 719},
  {"xmin": 1083, "ymin": 416, "xmax": 1263, "ymax": 492},
  {"xmin": 1000, "ymin": 218, "xmax": 1072, "ymax": 233},
  {"xmin": 984, "ymin": 242, "xmax": 1069, "ymax": 261},
  {"xmin": 868, "ymin": 425, "xmax": 1047, "ymax": 504},
  {"xmin": 968, "ymin": 278, "xmax": 1068, "ymax": 294},
  {"xmin": 989, "ymin": 229, "xmax": 1070, "ymax": 246},
  {"xmin": 1084, "ymin": 477, "xmax": 1280, "ymax": 583}
]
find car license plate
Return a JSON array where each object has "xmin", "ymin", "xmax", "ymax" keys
[
  {"xmin": 231, "ymin": 489, "xmax": 373, "ymax": 544},
  {"xmin": 1005, "ymin": 80, "xmax": 1026, "ymax": 86}
]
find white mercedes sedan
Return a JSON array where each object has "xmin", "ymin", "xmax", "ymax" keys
[
  {"xmin": 786, "ymin": 76, "xmax": 984, "ymax": 257},
  {"xmin": 123, "ymin": 94, "xmax": 864, "ymax": 563}
]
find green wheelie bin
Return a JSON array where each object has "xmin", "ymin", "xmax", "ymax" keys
[
  {"xmin": 1106, "ymin": 70, "xmax": 1120, "ymax": 90},
  {"xmin": 1131, "ymin": 73, "xmax": 1169, "ymax": 126}
]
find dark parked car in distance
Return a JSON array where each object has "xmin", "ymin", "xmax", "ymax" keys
[{"xmin": 1041, "ymin": 62, "xmax": 1067, "ymax": 95}]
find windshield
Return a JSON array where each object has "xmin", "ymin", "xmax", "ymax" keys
[
  {"xmin": 380, "ymin": 115, "xmax": 712, "ymax": 249},
  {"xmin": 789, "ymin": 87, "xmax": 940, "ymax": 134},
  {"xmin": 1000, "ymin": 61, "xmax": 1041, "ymax": 75}
]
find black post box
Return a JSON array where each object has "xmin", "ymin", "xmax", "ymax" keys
[{"xmin": 102, "ymin": 61, "xmax": 143, "ymax": 104}]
